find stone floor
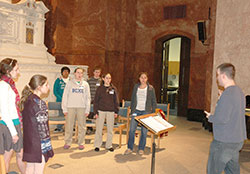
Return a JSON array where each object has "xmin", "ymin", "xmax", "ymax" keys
[{"xmin": 8, "ymin": 116, "xmax": 250, "ymax": 174}]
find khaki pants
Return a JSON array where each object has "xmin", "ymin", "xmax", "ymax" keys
[
  {"xmin": 94, "ymin": 111, "xmax": 114, "ymax": 148},
  {"xmin": 65, "ymin": 108, "xmax": 86, "ymax": 145}
]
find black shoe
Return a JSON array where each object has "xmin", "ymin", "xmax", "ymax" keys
[
  {"xmin": 54, "ymin": 128, "xmax": 59, "ymax": 133},
  {"xmin": 95, "ymin": 147, "xmax": 100, "ymax": 152},
  {"xmin": 54, "ymin": 128, "xmax": 63, "ymax": 133},
  {"xmin": 108, "ymin": 147, "xmax": 114, "ymax": 152},
  {"xmin": 86, "ymin": 128, "xmax": 92, "ymax": 135}
]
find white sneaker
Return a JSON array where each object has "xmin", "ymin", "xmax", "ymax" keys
[
  {"xmin": 124, "ymin": 149, "xmax": 132, "ymax": 155},
  {"xmin": 138, "ymin": 150, "xmax": 144, "ymax": 155}
]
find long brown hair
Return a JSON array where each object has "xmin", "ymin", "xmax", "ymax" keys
[
  {"xmin": 138, "ymin": 72, "xmax": 148, "ymax": 83},
  {"xmin": 19, "ymin": 75, "xmax": 47, "ymax": 111},
  {"xmin": 0, "ymin": 58, "xmax": 17, "ymax": 78},
  {"xmin": 101, "ymin": 73, "xmax": 114, "ymax": 93}
]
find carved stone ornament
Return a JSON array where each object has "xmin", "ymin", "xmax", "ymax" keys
[
  {"xmin": 0, "ymin": 0, "xmax": 89, "ymax": 101},
  {"xmin": 0, "ymin": 10, "xmax": 19, "ymax": 44}
]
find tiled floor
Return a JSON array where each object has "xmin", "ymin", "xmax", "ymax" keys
[{"xmin": 8, "ymin": 116, "xmax": 250, "ymax": 174}]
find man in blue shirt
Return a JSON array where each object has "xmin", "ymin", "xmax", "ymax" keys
[
  {"xmin": 53, "ymin": 66, "xmax": 70, "ymax": 132},
  {"xmin": 205, "ymin": 63, "xmax": 247, "ymax": 174}
]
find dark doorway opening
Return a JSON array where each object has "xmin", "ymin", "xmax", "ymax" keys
[{"xmin": 154, "ymin": 35, "xmax": 191, "ymax": 117}]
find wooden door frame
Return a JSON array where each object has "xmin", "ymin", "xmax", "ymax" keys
[{"xmin": 153, "ymin": 33, "xmax": 193, "ymax": 117}]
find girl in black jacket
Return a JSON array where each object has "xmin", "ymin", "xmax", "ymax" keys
[{"xmin": 93, "ymin": 73, "xmax": 119, "ymax": 152}]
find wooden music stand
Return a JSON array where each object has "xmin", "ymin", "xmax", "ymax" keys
[
  {"xmin": 134, "ymin": 113, "xmax": 176, "ymax": 135},
  {"xmin": 135, "ymin": 112, "xmax": 176, "ymax": 174}
]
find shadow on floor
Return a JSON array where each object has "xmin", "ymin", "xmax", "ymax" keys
[
  {"xmin": 114, "ymin": 153, "xmax": 146, "ymax": 163},
  {"xmin": 114, "ymin": 145, "xmax": 165, "ymax": 163},
  {"xmin": 69, "ymin": 149, "xmax": 109, "ymax": 159},
  {"xmin": 56, "ymin": 143, "xmax": 121, "ymax": 159}
]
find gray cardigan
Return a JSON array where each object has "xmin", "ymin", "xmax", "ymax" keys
[{"xmin": 130, "ymin": 83, "xmax": 157, "ymax": 114}]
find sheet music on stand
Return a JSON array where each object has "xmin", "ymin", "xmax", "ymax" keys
[
  {"xmin": 135, "ymin": 113, "xmax": 175, "ymax": 135},
  {"xmin": 135, "ymin": 112, "xmax": 176, "ymax": 174}
]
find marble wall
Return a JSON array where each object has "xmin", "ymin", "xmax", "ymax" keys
[
  {"xmin": 129, "ymin": 0, "xmax": 216, "ymax": 110},
  {"xmin": 44, "ymin": 0, "xmax": 138, "ymax": 102},
  {"xmin": 43, "ymin": 0, "xmax": 217, "ymax": 112},
  {"xmin": 211, "ymin": 0, "xmax": 250, "ymax": 112}
]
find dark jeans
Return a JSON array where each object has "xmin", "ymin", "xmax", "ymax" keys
[
  {"xmin": 207, "ymin": 139, "xmax": 244, "ymax": 174},
  {"xmin": 127, "ymin": 110, "xmax": 148, "ymax": 151}
]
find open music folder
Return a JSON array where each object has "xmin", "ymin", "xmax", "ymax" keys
[{"xmin": 135, "ymin": 113, "xmax": 176, "ymax": 135}]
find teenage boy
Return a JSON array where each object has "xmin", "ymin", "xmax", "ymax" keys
[
  {"xmin": 86, "ymin": 67, "xmax": 102, "ymax": 134},
  {"xmin": 53, "ymin": 66, "xmax": 70, "ymax": 132}
]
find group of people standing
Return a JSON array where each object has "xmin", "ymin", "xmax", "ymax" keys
[
  {"xmin": 0, "ymin": 58, "xmax": 53, "ymax": 174},
  {"xmin": 1, "ymin": 57, "xmax": 244, "ymax": 174},
  {"xmin": 0, "ymin": 57, "xmax": 158, "ymax": 174},
  {"xmin": 52, "ymin": 66, "xmax": 119, "ymax": 152},
  {"xmin": 53, "ymin": 66, "xmax": 157, "ymax": 154},
  {"xmin": 0, "ymin": 57, "xmax": 157, "ymax": 174}
]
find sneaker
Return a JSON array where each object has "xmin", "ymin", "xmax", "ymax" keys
[
  {"xmin": 138, "ymin": 150, "xmax": 144, "ymax": 155},
  {"xmin": 124, "ymin": 148, "xmax": 132, "ymax": 155},
  {"xmin": 86, "ymin": 128, "xmax": 92, "ymax": 135},
  {"xmin": 95, "ymin": 147, "xmax": 100, "ymax": 152},
  {"xmin": 54, "ymin": 128, "xmax": 63, "ymax": 133},
  {"xmin": 63, "ymin": 144, "xmax": 70, "ymax": 149},
  {"xmin": 79, "ymin": 145, "xmax": 84, "ymax": 150},
  {"xmin": 107, "ymin": 147, "xmax": 114, "ymax": 152}
]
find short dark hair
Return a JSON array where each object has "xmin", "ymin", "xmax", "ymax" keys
[
  {"xmin": 217, "ymin": 63, "xmax": 235, "ymax": 80},
  {"xmin": 61, "ymin": 66, "xmax": 70, "ymax": 75},
  {"xmin": 101, "ymin": 73, "xmax": 111, "ymax": 79},
  {"xmin": 93, "ymin": 66, "xmax": 101, "ymax": 72}
]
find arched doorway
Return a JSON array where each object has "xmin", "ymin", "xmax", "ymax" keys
[{"xmin": 154, "ymin": 35, "xmax": 191, "ymax": 117}]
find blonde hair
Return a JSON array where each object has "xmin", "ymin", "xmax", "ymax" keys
[{"xmin": 74, "ymin": 67, "xmax": 85, "ymax": 73}]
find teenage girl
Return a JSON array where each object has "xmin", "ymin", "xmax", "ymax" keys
[
  {"xmin": 20, "ymin": 75, "xmax": 54, "ymax": 174},
  {"xmin": 93, "ymin": 73, "xmax": 119, "ymax": 152},
  {"xmin": 0, "ymin": 58, "xmax": 26, "ymax": 173},
  {"xmin": 124, "ymin": 72, "xmax": 157, "ymax": 155},
  {"xmin": 62, "ymin": 67, "xmax": 91, "ymax": 150}
]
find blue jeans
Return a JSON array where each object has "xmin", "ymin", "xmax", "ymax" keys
[
  {"xmin": 127, "ymin": 110, "xmax": 148, "ymax": 151},
  {"xmin": 207, "ymin": 139, "xmax": 244, "ymax": 174}
]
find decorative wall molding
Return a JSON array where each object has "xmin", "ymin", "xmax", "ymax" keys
[
  {"xmin": 0, "ymin": 11, "xmax": 19, "ymax": 44},
  {"xmin": 0, "ymin": 0, "xmax": 52, "ymax": 63},
  {"xmin": 0, "ymin": 0, "xmax": 89, "ymax": 101}
]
